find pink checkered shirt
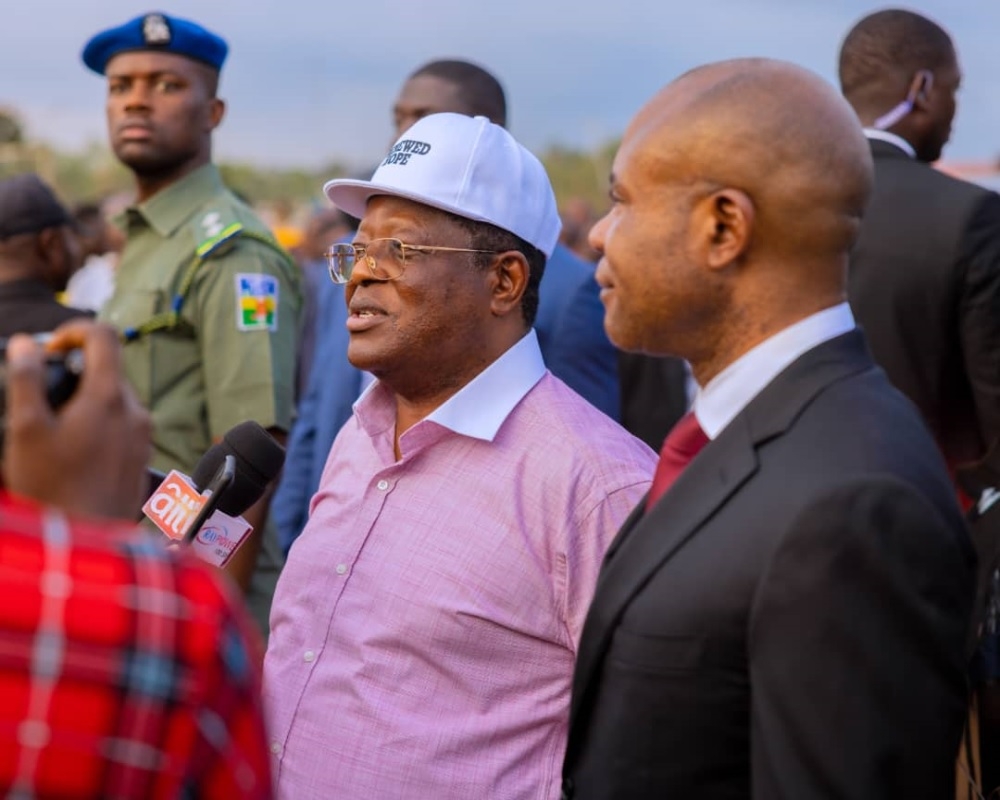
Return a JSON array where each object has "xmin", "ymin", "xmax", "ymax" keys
[{"xmin": 263, "ymin": 332, "xmax": 655, "ymax": 799}]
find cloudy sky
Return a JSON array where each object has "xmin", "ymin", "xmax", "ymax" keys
[{"xmin": 3, "ymin": 0, "xmax": 998, "ymax": 170}]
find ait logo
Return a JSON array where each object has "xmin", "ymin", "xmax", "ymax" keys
[
  {"xmin": 142, "ymin": 13, "xmax": 171, "ymax": 45},
  {"xmin": 381, "ymin": 139, "xmax": 432, "ymax": 167}
]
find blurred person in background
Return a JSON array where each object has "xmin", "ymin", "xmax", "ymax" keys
[
  {"xmin": 839, "ymin": 9, "xmax": 1000, "ymax": 794},
  {"xmin": 0, "ymin": 172, "xmax": 91, "ymax": 336},
  {"xmin": 267, "ymin": 197, "xmax": 304, "ymax": 253},
  {"xmin": 64, "ymin": 199, "xmax": 125, "ymax": 313},
  {"xmin": 294, "ymin": 206, "xmax": 357, "ymax": 399},
  {"xmin": 559, "ymin": 197, "xmax": 601, "ymax": 263}
]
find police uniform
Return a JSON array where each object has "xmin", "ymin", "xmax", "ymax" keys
[{"xmin": 83, "ymin": 13, "xmax": 302, "ymax": 636}]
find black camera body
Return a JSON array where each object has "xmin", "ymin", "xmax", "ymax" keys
[{"xmin": 0, "ymin": 339, "xmax": 83, "ymax": 438}]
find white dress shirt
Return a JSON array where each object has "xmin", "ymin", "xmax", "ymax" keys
[
  {"xmin": 694, "ymin": 303, "xmax": 856, "ymax": 439},
  {"xmin": 862, "ymin": 128, "xmax": 916, "ymax": 158}
]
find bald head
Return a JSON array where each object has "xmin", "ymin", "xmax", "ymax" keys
[
  {"xmin": 591, "ymin": 59, "xmax": 873, "ymax": 378},
  {"xmin": 632, "ymin": 59, "xmax": 872, "ymax": 264}
]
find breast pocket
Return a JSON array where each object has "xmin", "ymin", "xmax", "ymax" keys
[{"xmin": 609, "ymin": 627, "xmax": 744, "ymax": 675}]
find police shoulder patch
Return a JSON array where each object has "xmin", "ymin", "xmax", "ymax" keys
[{"xmin": 235, "ymin": 273, "xmax": 279, "ymax": 332}]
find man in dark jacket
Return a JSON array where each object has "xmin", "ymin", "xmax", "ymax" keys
[
  {"xmin": 0, "ymin": 173, "xmax": 90, "ymax": 336},
  {"xmin": 839, "ymin": 10, "xmax": 1000, "ymax": 791}
]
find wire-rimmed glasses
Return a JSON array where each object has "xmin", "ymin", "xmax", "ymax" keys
[{"xmin": 325, "ymin": 238, "xmax": 503, "ymax": 284}]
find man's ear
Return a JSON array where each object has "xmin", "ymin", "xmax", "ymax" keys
[
  {"xmin": 489, "ymin": 251, "xmax": 529, "ymax": 318},
  {"xmin": 909, "ymin": 70, "xmax": 935, "ymax": 112},
  {"xmin": 34, "ymin": 227, "xmax": 61, "ymax": 264},
  {"xmin": 696, "ymin": 188, "xmax": 755, "ymax": 270},
  {"xmin": 33, "ymin": 228, "xmax": 65, "ymax": 288},
  {"xmin": 208, "ymin": 97, "xmax": 225, "ymax": 131}
]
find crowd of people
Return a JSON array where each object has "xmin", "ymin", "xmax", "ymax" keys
[{"xmin": 0, "ymin": 5, "xmax": 998, "ymax": 799}]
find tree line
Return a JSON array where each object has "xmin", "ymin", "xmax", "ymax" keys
[{"xmin": 0, "ymin": 108, "xmax": 615, "ymax": 214}]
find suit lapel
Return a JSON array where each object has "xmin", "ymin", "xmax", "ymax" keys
[
  {"xmin": 566, "ymin": 330, "xmax": 877, "ymax": 748},
  {"xmin": 569, "ymin": 416, "xmax": 757, "ymax": 724}
]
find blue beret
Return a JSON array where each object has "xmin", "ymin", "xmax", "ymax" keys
[{"xmin": 81, "ymin": 12, "xmax": 228, "ymax": 75}]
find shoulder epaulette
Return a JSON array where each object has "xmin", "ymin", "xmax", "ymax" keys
[
  {"xmin": 195, "ymin": 222, "xmax": 245, "ymax": 259},
  {"xmin": 120, "ymin": 222, "xmax": 297, "ymax": 345}
]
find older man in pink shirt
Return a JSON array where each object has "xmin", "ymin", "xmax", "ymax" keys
[{"xmin": 263, "ymin": 113, "xmax": 656, "ymax": 799}]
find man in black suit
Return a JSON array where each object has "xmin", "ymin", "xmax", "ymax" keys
[
  {"xmin": 839, "ymin": 10, "xmax": 1000, "ymax": 495},
  {"xmin": 840, "ymin": 15, "xmax": 1000, "ymax": 787},
  {"xmin": 560, "ymin": 58, "xmax": 974, "ymax": 799}
]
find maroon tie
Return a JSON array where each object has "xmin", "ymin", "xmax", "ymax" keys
[{"xmin": 646, "ymin": 411, "xmax": 710, "ymax": 511}]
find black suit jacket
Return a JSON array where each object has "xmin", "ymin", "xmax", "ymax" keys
[
  {"xmin": 561, "ymin": 331, "xmax": 974, "ymax": 799},
  {"xmin": 849, "ymin": 139, "xmax": 1000, "ymax": 472}
]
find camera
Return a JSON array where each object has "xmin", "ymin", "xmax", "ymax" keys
[{"xmin": 0, "ymin": 335, "xmax": 83, "ymax": 444}]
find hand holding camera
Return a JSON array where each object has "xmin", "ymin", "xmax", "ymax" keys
[{"xmin": 2, "ymin": 320, "xmax": 152, "ymax": 519}]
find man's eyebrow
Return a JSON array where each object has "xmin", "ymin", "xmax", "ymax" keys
[{"xmin": 106, "ymin": 70, "xmax": 185, "ymax": 81}]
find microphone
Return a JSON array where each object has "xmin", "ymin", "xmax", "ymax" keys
[
  {"xmin": 193, "ymin": 420, "xmax": 285, "ymax": 516},
  {"xmin": 142, "ymin": 422, "xmax": 286, "ymax": 566},
  {"xmin": 182, "ymin": 451, "xmax": 237, "ymax": 543}
]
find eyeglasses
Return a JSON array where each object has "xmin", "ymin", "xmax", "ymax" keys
[{"xmin": 325, "ymin": 237, "xmax": 503, "ymax": 284}]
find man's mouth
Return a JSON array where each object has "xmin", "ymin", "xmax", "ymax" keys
[{"xmin": 347, "ymin": 305, "xmax": 386, "ymax": 331}]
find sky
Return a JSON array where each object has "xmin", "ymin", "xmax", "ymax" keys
[{"xmin": 3, "ymin": 0, "xmax": 999, "ymax": 171}]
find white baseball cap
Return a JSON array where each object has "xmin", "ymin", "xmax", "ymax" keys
[{"xmin": 323, "ymin": 113, "xmax": 562, "ymax": 258}]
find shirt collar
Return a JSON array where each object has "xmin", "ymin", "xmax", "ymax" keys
[
  {"xmin": 117, "ymin": 164, "xmax": 225, "ymax": 238},
  {"xmin": 694, "ymin": 302, "xmax": 856, "ymax": 439},
  {"xmin": 354, "ymin": 328, "xmax": 546, "ymax": 443},
  {"xmin": 862, "ymin": 129, "xmax": 916, "ymax": 159}
]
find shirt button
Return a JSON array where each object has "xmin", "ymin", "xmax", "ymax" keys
[
  {"xmin": 377, "ymin": 479, "xmax": 390, "ymax": 491},
  {"xmin": 303, "ymin": 650, "xmax": 316, "ymax": 663},
  {"xmin": 335, "ymin": 563, "xmax": 347, "ymax": 575},
  {"xmin": 270, "ymin": 741, "xmax": 282, "ymax": 756}
]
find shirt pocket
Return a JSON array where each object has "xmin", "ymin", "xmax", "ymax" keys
[{"xmin": 609, "ymin": 627, "xmax": 744, "ymax": 675}]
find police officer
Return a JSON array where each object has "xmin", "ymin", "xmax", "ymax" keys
[{"xmin": 81, "ymin": 12, "xmax": 302, "ymax": 635}]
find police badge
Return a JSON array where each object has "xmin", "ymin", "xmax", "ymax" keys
[{"xmin": 142, "ymin": 13, "xmax": 171, "ymax": 45}]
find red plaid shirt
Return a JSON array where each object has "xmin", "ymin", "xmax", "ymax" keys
[{"xmin": 0, "ymin": 492, "xmax": 272, "ymax": 799}]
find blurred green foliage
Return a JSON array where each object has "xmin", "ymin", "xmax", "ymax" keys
[{"xmin": 0, "ymin": 107, "xmax": 616, "ymax": 214}]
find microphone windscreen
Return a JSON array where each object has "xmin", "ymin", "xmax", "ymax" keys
[
  {"xmin": 188, "ymin": 423, "xmax": 284, "ymax": 518},
  {"xmin": 222, "ymin": 421, "xmax": 286, "ymax": 485},
  {"xmin": 216, "ymin": 422, "xmax": 286, "ymax": 517}
]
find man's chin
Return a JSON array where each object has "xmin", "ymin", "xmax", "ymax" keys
[
  {"xmin": 112, "ymin": 144, "xmax": 172, "ymax": 174},
  {"xmin": 346, "ymin": 342, "xmax": 382, "ymax": 376}
]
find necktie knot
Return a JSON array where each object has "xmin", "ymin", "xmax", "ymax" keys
[{"xmin": 646, "ymin": 411, "xmax": 709, "ymax": 511}]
